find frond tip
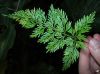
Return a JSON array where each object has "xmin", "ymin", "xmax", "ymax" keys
[
  {"xmin": 62, "ymin": 47, "xmax": 79, "ymax": 70},
  {"xmin": 8, "ymin": 9, "xmax": 46, "ymax": 28},
  {"xmin": 75, "ymin": 11, "xmax": 96, "ymax": 34}
]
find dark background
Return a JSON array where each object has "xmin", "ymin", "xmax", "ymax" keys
[{"xmin": 0, "ymin": 0, "xmax": 100, "ymax": 74}]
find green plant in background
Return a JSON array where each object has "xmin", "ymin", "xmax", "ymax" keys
[
  {"xmin": 0, "ymin": 12, "xmax": 16, "ymax": 74},
  {"xmin": 7, "ymin": 5, "xmax": 95, "ymax": 70},
  {"xmin": 0, "ymin": 0, "xmax": 27, "ymax": 73},
  {"xmin": 0, "ymin": 19, "xmax": 16, "ymax": 74}
]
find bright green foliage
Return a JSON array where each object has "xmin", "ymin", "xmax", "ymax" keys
[
  {"xmin": 63, "ymin": 47, "xmax": 79, "ymax": 70},
  {"xmin": 7, "ymin": 5, "xmax": 95, "ymax": 70},
  {"xmin": 8, "ymin": 9, "xmax": 46, "ymax": 29}
]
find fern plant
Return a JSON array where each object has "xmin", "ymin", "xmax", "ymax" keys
[{"xmin": 7, "ymin": 5, "xmax": 95, "ymax": 70}]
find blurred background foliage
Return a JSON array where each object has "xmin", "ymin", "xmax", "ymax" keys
[{"xmin": 0, "ymin": 0, "xmax": 100, "ymax": 74}]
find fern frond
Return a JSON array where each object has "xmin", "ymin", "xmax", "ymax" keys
[
  {"xmin": 30, "ymin": 25, "xmax": 45, "ymax": 38},
  {"xmin": 75, "ymin": 11, "xmax": 95, "ymax": 34},
  {"xmin": 7, "ymin": 4, "xmax": 96, "ymax": 70},
  {"xmin": 46, "ymin": 38, "xmax": 66, "ymax": 53},
  {"xmin": 38, "ymin": 32, "xmax": 54, "ymax": 43},
  {"xmin": 62, "ymin": 47, "xmax": 79, "ymax": 70},
  {"xmin": 65, "ymin": 37, "xmax": 74, "ymax": 46},
  {"xmin": 76, "ymin": 41, "xmax": 85, "ymax": 49},
  {"xmin": 46, "ymin": 39, "xmax": 60, "ymax": 53},
  {"xmin": 76, "ymin": 33, "xmax": 86, "ymax": 41},
  {"xmin": 47, "ymin": 5, "xmax": 68, "ymax": 33},
  {"xmin": 9, "ymin": 9, "xmax": 46, "ymax": 28}
]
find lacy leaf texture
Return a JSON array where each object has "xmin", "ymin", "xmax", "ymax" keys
[{"xmin": 7, "ymin": 5, "xmax": 95, "ymax": 70}]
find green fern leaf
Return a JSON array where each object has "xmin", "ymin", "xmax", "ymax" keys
[
  {"xmin": 76, "ymin": 41, "xmax": 86, "ymax": 49},
  {"xmin": 46, "ymin": 38, "xmax": 66, "ymax": 53},
  {"xmin": 9, "ymin": 9, "xmax": 46, "ymax": 28},
  {"xmin": 6, "ymin": 4, "xmax": 96, "ymax": 70},
  {"xmin": 75, "ymin": 11, "xmax": 95, "ymax": 34},
  {"xmin": 65, "ymin": 37, "xmax": 74, "ymax": 46},
  {"xmin": 30, "ymin": 25, "xmax": 45, "ymax": 38},
  {"xmin": 38, "ymin": 32, "xmax": 54, "ymax": 44},
  {"xmin": 63, "ymin": 47, "xmax": 79, "ymax": 70},
  {"xmin": 46, "ymin": 39, "xmax": 59, "ymax": 53}
]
